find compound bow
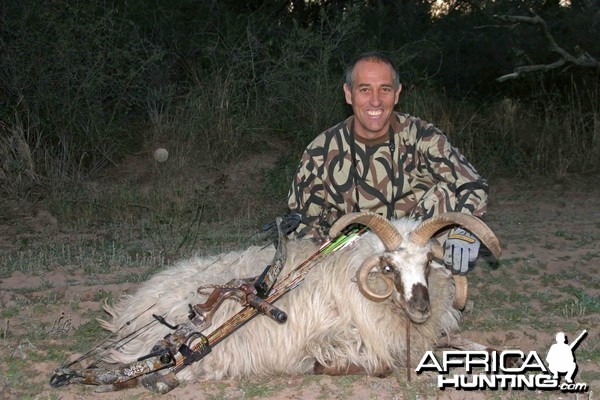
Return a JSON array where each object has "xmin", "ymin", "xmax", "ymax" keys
[{"xmin": 50, "ymin": 218, "xmax": 366, "ymax": 394}]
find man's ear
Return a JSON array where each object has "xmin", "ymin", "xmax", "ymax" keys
[
  {"xmin": 343, "ymin": 83, "xmax": 352, "ymax": 105},
  {"xmin": 394, "ymin": 83, "xmax": 402, "ymax": 105}
]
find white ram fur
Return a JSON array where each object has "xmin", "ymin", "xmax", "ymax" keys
[{"xmin": 100, "ymin": 218, "xmax": 460, "ymax": 382}]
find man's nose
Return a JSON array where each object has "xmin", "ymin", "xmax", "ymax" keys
[{"xmin": 370, "ymin": 91, "xmax": 381, "ymax": 106}]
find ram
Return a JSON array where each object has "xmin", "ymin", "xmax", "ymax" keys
[{"xmin": 63, "ymin": 211, "xmax": 501, "ymax": 393}]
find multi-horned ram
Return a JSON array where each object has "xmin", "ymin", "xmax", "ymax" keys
[{"xmin": 97, "ymin": 211, "xmax": 500, "ymax": 391}]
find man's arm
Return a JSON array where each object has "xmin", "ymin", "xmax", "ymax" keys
[
  {"xmin": 411, "ymin": 120, "xmax": 489, "ymax": 275},
  {"xmin": 412, "ymin": 122, "xmax": 488, "ymax": 218},
  {"xmin": 287, "ymin": 150, "xmax": 329, "ymax": 238}
]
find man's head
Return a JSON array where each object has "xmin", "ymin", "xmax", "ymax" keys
[{"xmin": 343, "ymin": 52, "xmax": 402, "ymax": 141}]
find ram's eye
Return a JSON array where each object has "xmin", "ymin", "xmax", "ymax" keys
[{"xmin": 382, "ymin": 264, "xmax": 393, "ymax": 274}]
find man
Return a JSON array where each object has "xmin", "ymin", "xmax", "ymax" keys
[{"xmin": 287, "ymin": 52, "xmax": 488, "ymax": 276}]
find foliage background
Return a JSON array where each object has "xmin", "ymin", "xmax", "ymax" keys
[
  {"xmin": 0, "ymin": 0, "xmax": 598, "ymax": 253},
  {"xmin": 2, "ymin": 0, "xmax": 599, "ymax": 193}
]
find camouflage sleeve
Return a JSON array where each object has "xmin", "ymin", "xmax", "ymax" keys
[
  {"xmin": 287, "ymin": 148, "xmax": 329, "ymax": 238},
  {"xmin": 410, "ymin": 121, "xmax": 488, "ymax": 219}
]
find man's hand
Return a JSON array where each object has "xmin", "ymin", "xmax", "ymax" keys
[{"xmin": 444, "ymin": 227, "xmax": 480, "ymax": 275}]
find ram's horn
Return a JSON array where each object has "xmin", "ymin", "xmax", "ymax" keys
[
  {"xmin": 409, "ymin": 212, "xmax": 502, "ymax": 310},
  {"xmin": 329, "ymin": 212, "xmax": 403, "ymax": 251},
  {"xmin": 355, "ymin": 255, "xmax": 394, "ymax": 302},
  {"xmin": 409, "ymin": 212, "xmax": 501, "ymax": 256}
]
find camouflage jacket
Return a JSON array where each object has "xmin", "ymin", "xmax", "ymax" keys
[{"xmin": 287, "ymin": 112, "xmax": 488, "ymax": 238}]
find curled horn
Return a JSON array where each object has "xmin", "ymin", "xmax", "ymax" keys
[
  {"xmin": 356, "ymin": 255, "xmax": 394, "ymax": 302},
  {"xmin": 329, "ymin": 212, "xmax": 401, "ymax": 303},
  {"xmin": 409, "ymin": 212, "xmax": 501, "ymax": 256},
  {"xmin": 409, "ymin": 212, "xmax": 502, "ymax": 309},
  {"xmin": 329, "ymin": 212, "xmax": 403, "ymax": 251}
]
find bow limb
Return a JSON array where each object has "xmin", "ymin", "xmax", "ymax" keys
[{"xmin": 50, "ymin": 350, "xmax": 175, "ymax": 389}]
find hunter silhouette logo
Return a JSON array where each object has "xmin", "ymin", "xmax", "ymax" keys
[
  {"xmin": 415, "ymin": 329, "xmax": 589, "ymax": 392},
  {"xmin": 546, "ymin": 330, "xmax": 587, "ymax": 384}
]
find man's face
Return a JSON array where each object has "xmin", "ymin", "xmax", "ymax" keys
[{"xmin": 343, "ymin": 60, "xmax": 402, "ymax": 141}]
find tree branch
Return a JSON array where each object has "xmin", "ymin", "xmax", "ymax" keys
[{"xmin": 494, "ymin": 9, "xmax": 599, "ymax": 82}]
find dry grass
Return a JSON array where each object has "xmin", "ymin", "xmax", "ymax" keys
[{"xmin": 0, "ymin": 154, "xmax": 598, "ymax": 400}]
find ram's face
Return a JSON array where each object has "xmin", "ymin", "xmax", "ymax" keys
[
  {"xmin": 387, "ymin": 249, "xmax": 433, "ymax": 323},
  {"xmin": 329, "ymin": 211, "xmax": 501, "ymax": 324},
  {"xmin": 357, "ymin": 247, "xmax": 433, "ymax": 324}
]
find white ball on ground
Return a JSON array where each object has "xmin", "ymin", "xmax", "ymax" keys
[{"xmin": 153, "ymin": 148, "xmax": 169, "ymax": 163}]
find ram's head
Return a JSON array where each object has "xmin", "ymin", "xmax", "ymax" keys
[{"xmin": 329, "ymin": 212, "xmax": 501, "ymax": 324}]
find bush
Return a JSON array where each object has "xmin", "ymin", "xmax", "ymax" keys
[
  {"xmin": 1, "ymin": 1, "xmax": 598, "ymax": 202},
  {"xmin": 0, "ymin": 1, "xmax": 166, "ymax": 194}
]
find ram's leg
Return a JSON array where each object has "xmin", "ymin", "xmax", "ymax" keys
[{"xmin": 313, "ymin": 362, "xmax": 392, "ymax": 378}]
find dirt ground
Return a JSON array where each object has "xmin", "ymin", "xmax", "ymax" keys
[{"xmin": 0, "ymin": 158, "xmax": 598, "ymax": 399}]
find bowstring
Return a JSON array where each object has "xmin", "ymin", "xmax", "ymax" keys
[
  {"xmin": 85, "ymin": 317, "xmax": 164, "ymax": 368},
  {"xmin": 62, "ymin": 302, "xmax": 158, "ymax": 368}
]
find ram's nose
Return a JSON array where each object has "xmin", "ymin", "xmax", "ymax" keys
[{"xmin": 407, "ymin": 283, "xmax": 430, "ymax": 323}]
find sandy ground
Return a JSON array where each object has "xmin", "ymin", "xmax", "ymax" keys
[{"xmin": 0, "ymin": 173, "xmax": 598, "ymax": 399}]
